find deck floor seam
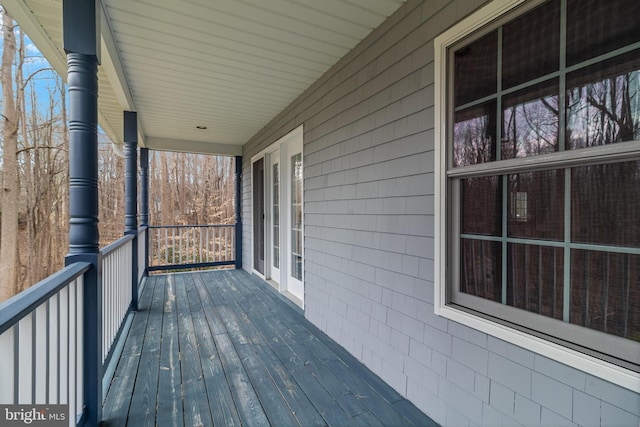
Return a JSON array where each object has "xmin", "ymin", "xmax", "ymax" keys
[{"xmin": 102, "ymin": 270, "xmax": 438, "ymax": 427}]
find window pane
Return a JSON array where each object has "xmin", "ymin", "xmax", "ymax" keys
[
  {"xmin": 291, "ymin": 153, "xmax": 303, "ymax": 281},
  {"xmin": 507, "ymin": 243, "xmax": 563, "ymax": 319},
  {"xmin": 570, "ymin": 250, "xmax": 640, "ymax": 341},
  {"xmin": 453, "ymin": 101, "xmax": 497, "ymax": 167},
  {"xmin": 566, "ymin": 50, "xmax": 640, "ymax": 149},
  {"xmin": 566, "ymin": 0, "xmax": 640, "ymax": 67},
  {"xmin": 454, "ymin": 31, "xmax": 498, "ymax": 107},
  {"xmin": 461, "ymin": 176, "xmax": 501, "ymax": 236},
  {"xmin": 502, "ymin": 80, "xmax": 559, "ymax": 159},
  {"xmin": 507, "ymin": 170, "xmax": 564, "ymax": 241},
  {"xmin": 273, "ymin": 163, "xmax": 280, "ymax": 269},
  {"xmin": 572, "ymin": 161, "xmax": 640, "ymax": 248},
  {"xmin": 460, "ymin": 239, "xmax": 502, "ymax": 302},
  {"xmin": 502, "ymin": 0, "xmax": 560, "ymax": 89}
]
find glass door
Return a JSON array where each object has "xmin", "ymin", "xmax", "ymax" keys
[
  {"xmin": 270, "ymin": 155, "xmax": 281, "ymax": 283},
  {"xmin": 252, "ymin": 157, "xmax": 265, "ymax": 275},
  {"xmin": 285, "ymin": 143, "xmax": 303, "ymax": 302},
  {"xmin": 255, "ymin": 126, "xmax": 304, "ymax": 306}
]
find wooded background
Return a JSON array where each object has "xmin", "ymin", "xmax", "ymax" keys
[{"xmin": 0, "ymin": 10, "xmax": 235, "ymax": 302}]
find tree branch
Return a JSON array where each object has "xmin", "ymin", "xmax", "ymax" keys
[
  {"xmin": 21, "ymin": 67, "xmax": 55, "ymax": 90},
  {"xmin": 16, "ymin": 145, "xmax": 68, "ymax": 155}
]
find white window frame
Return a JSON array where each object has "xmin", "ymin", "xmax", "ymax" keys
[{"xmin": 433, "ymin": 0, "xmax": 640, "ymax": 392}]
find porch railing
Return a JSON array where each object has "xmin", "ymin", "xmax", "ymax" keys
[
  {"xmin": 0, "ymin": 220, "xmax": 239, "ymax": 425},
  {"xmin": 0, "ymin": 227, "xmax": 149, "ymax": 426},
  {"xmin": 101, "ymin": 234, "xmax": 134, "ymax": 367},
  {"xmin": 0, "ymin": 262, "xmax": 91, "ymax": 426},
  {"xmin": 137, "ymin": 227, "xmax": 147, "ymax": 288},
  {"xmin": 148, "ymin": 224, "xmax": 235, "ymax": 271}
]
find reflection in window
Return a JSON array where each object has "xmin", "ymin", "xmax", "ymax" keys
[
  {"xmin": 510, "ymin": 192, "xmax": 528, "ymax": 222},
  {"xmin": 445, "ymin": 0, "xmax": 640, "ymax": 369},
  {"xmin": 567, "ymin": 52, "xmax": 640, "ymax": 149},
  {"xmin": 507, "ymin": 170, "xmax": 564, "ymax": 241},
  {"xmin": 453, "ymin": 102, "xmax": 496, "ymax": 167},
  {"xmin": 502, "ymin": 81, "xmax": 559, "ymax": 158},
  {"xmin": 291, "ymin": 154, "xmax": 303, "ymax": 281}
]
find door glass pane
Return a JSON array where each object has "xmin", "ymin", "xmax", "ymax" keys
[
  {"xmin": 273, "ymin": 163, "xmax": 280, "ymax": 269},
  {"xmin": 291, "ymin": 153, "xmax": 303, "ymax": 281},
  {"xmin": 460, "ymin": 239, "xmax": 502, "ymax": 302},
  {"xmin": 571, "ymin": 161, "xmax": 640, "ymax": 247},
  {"xmin": 566, "ymin": 50, "xmax": 640, "ymax": 149},
  {"xmin": 507, "ymin": 243, "xmax": 564, "ymax": 319},
  {"xmin": 570, "ymin": 250, "xmax": 640, "ymax": 341},
  {"xmin": 253, "ymin": 159, "xmax": 265, "ymax": 274},
  {"xmin": 507, "ymin": 169, "xmax": 564, "ymax": 241}
]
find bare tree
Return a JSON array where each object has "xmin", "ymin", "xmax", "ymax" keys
[
  {"xmin": 149, "ymin": 150, "xmax": 235, "ymax": 227},
  {"xmin": 0, "ymin": 9, "xmax": 19, "ymax": 301}
]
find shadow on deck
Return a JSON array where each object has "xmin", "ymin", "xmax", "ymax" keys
[{"xmin": 101, "ymin": 269, "xmax": 438, "ymax": 426}]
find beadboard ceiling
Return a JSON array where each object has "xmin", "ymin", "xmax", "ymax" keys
[{"xmin": 3, "ymin": 0, "xmax": 405, "ymax": 155}]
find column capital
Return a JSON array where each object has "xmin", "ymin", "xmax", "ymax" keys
[
  {"xmin": 140, "ymin": 147, "xmax": 150, "ymax": 227},
  {"xmin": 124, "ymin": 111, "xmax": 137, "ymax": 143},
  {"xmin": 63, "ymin": 0, "xmax": 101, "ymax": 61},
  {"xmin": 124, "ymin": 111, "xmax": 138, "ymax": 234}
]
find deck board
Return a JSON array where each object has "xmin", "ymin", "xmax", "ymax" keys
[
  {"xmin": 223, "ymin": 295, "xmax": 327, "ymax": 426},
  {"xmin": 102, "ymin": 269, "xmax": 439, "ymax": 426},
  {"xmin": 175, "ymin": 273, "xmax": 214, "ymax": 427},
  {"xmin": 156, "ymin": 275, "xmax": 185, "ymax": 427},
  {"xmin": 102, "ymin": 273, "xmax": 155, "ymax": 427},
  {"xmin": 127, "ymin": 278, "xmax": 164, "ymax": 427},
  {"xmin": 190, "ymin": 276, "xmax": 242, "ymax": 427}
]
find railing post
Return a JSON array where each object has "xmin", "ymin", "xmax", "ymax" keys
[
  {"xmin": 124, "ymin": 111, "xmax": 139, "ymax": 311},
  {"xmin": 235, "ymin": 156, "xmax": 243, "ymax": 269},
  {"xmin": 63, "ymin": 0, "xmax": 101, "ymax": 424},
  {"xmin": 140, "ymin": 147, "xmax": 149, "ymax": 276}
]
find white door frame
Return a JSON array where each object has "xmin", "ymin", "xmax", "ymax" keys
[
  {"xmin": 283, "ymin": 138, "xmax": 304, "ymax": 304},
  {"xmin": 249, "ymin": 125, "xmax": 304, "ymax": 307},
  {"xmin": 268, "ymin": 150, "xmax": 281, "ymax": 285}
]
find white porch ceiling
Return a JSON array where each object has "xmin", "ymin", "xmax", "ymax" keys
[{"xmin": 3, "ymin": 0, "xmax": 405, "ymax": 155}]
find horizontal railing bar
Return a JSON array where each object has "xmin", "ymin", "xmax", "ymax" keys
[
  {"xmin": 148, "ymin": 260, "xmax": 235, "ymax": 272},
  {"xmin": 149, "ymin": 224, "xmax": 235, "ymax": 229},
  {"xmin": 100, "ymin": 234, "xmax": 135, "ymax": 257},
  {"xmin": 0, "ymin": 262, "xmax": 91, "ymax": 335}
]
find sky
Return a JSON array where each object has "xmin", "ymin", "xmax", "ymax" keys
[
  {"xmin": 0, "ymin": 7, "xmax": 63, "ymax": 113},
  {"xmin": 0, "ymin": 5, "xmax": 112, "ymax": 147}
]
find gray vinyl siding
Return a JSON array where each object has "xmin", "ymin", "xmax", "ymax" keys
[{"xmin": 241, "ymin": 0, "xmax": 640, "ymax": 425}]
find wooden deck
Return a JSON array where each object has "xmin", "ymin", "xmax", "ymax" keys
[{"xmin": 101, "ymin": 269, "xmax": 438, "ymax": 427}]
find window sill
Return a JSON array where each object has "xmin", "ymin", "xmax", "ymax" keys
[{"xmin": 435, "ymin": 302, "xmax": 640, "ymax": 392}]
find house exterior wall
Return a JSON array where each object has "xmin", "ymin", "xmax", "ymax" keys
[{"xmin": 241, "ymin": 0, "xmax": 640, "ymax": 425}]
